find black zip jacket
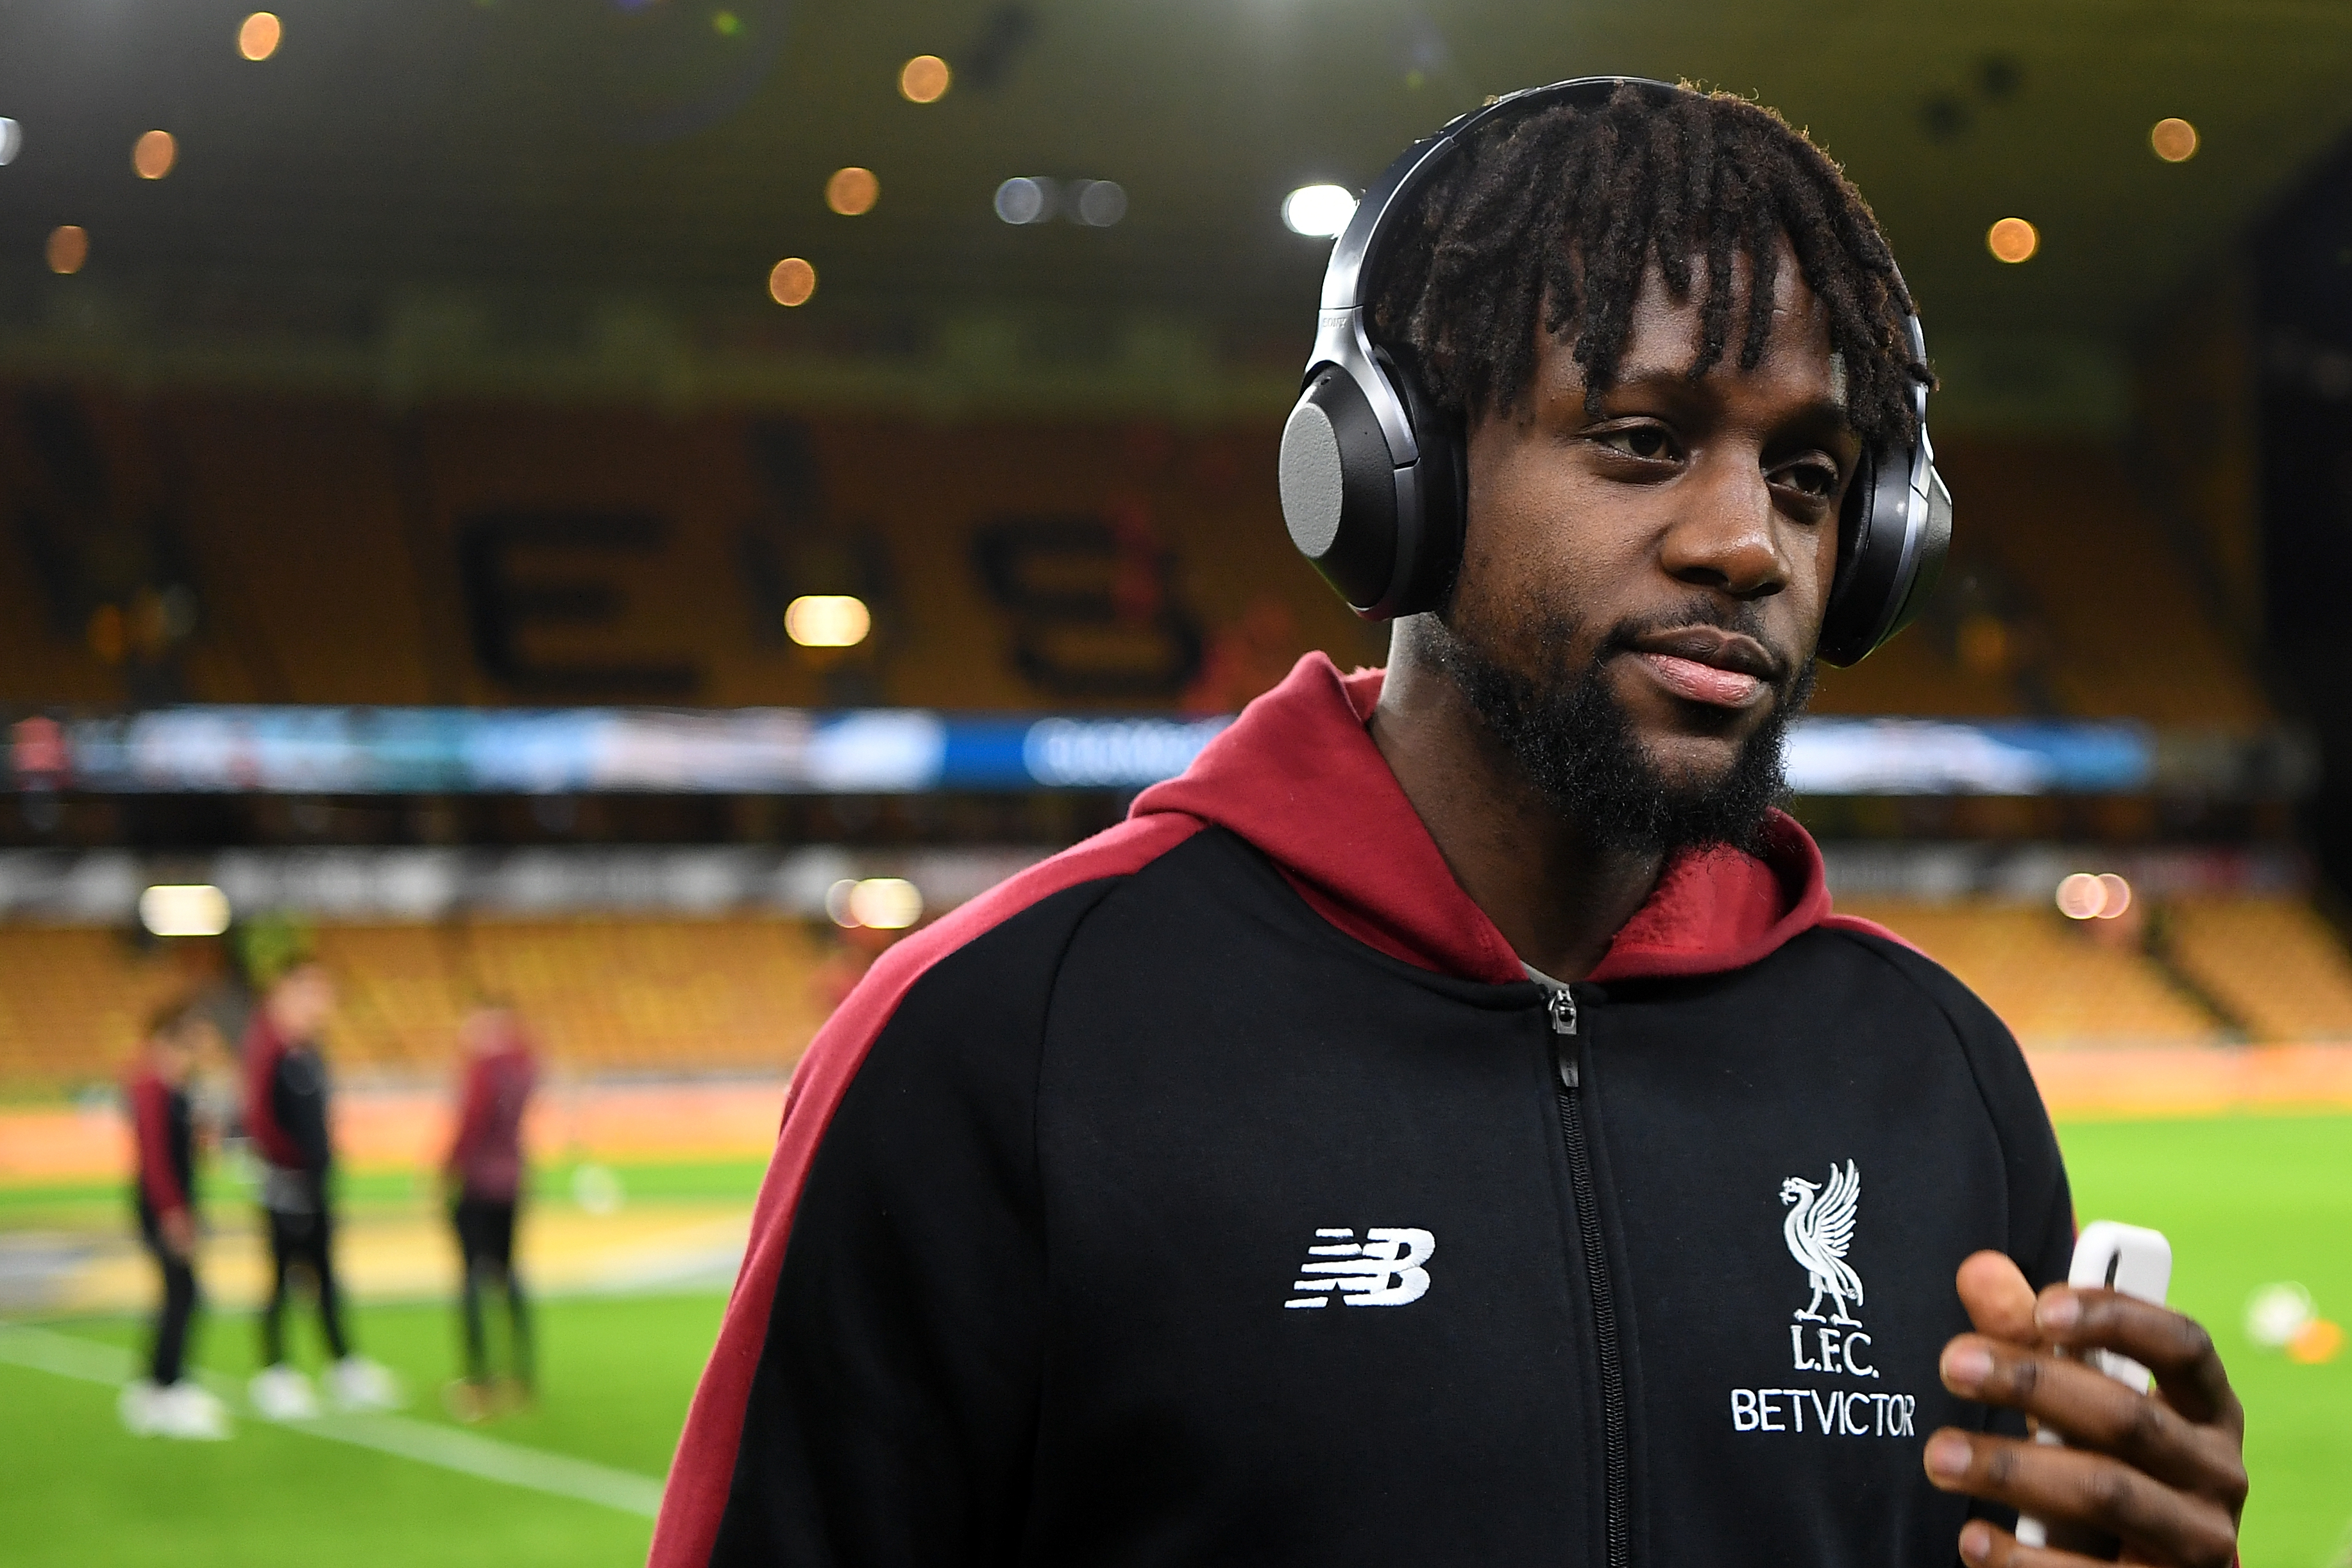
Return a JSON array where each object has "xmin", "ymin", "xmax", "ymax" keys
[{"xmin": 654, "ymin": 655, "xmax": 2072, "ymax": 1568}]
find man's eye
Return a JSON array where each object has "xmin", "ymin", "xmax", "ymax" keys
[
  {"xmin": 1598, "ymin": 426, "xmax": 1677, "ymax": 462},
  {"xmin": 1777, "ymin": 460, "xmax": 1840, "ymax": 500}
]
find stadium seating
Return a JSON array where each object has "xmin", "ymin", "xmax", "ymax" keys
[
  {"xmin": 0, "ymin": 927, "xmax": 199, "ymax": 1086},
  {"xmin": 7, "ymin": 897, "xmax": 2352, "ymax": 1090},
  {"xmin": 1837, "ymin": 900, "xmax": 2222, "ymax": 1047},
  {"xmin": 2163, "ymin": 898, "xmax": 2352, "ymax": 1043},
  {"xmin": 0, "ymin": 917, "xmax": 836, "ymax": 1090},
  {"xmin": 0, "ymin": 390, "xmax": 2268, "ymax": 723}
]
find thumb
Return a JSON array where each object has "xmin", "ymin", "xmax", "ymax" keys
[{"xmin": 1955, "ymin": 1249, "xmax": 2040, "ymax": 1344}]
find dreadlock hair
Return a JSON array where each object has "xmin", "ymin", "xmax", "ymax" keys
[{"xmin": 1371, "ymin": 83, "xmax": 1932, "ymax": 451}]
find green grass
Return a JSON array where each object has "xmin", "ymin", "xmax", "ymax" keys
[
  {"xmin": 0, "ymin": 1156, "xmax": 770, "ymax": 1232},
  {"xmin": 0, "ymin": 1290, "xmax": 725, "ymax": 1567},
  {"xmin": 2, "ymin": 1124, "xmax": 2346, "ymax": 1567},
  {"xmin": 2058, "ymin": 1114, "xmax": 2352, "ymax": 1568}
]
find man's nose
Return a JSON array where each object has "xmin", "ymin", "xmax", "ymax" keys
[{"xmin": 1657, "ymin": 457, "xmax": 1791, "ymax": 601}]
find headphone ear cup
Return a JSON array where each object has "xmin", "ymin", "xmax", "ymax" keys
[
  {"xmin": 1816, "ymin": 438, "xmax": 1952, "ymax": 666},
  {"xmin": 1386, "ymin": 361, "xmax": 1466, "ymax": 618},
  {"xmin": 1280, "ymin": 367, "xmax": 1406, "ymax": 613}
]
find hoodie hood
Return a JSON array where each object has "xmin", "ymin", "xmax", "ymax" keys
[{"xmin": 1131, "ymin": 652, "xmax": 1843, "ymax": 986}]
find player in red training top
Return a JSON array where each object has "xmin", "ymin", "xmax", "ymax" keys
[
  {"xmin": 441, "ymin": 1000, "xmax": 538, "ymax": 1420},
  {"xmin": 119, "ymin": 1002, "xmax": 232, "ymax": 1440},
  {"xmin": 241, "ymin": 957, "xmax": 403, "ymax": 1419}
]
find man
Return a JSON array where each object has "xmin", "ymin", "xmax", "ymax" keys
[
  {"xmin": 118, "ymin": 1002, "xmax": 232, "ymax": 1440},
  {"xmin": 441, "ymin": 999, "xmax": 537, "ymax": 1419},
  {"xmin": 242, "ymin": 956, "xmax": 401, "ymax": 1419},
  {"xmin": 654, "ymin": 83, "xmax": 2246, "ymax": 1566}
]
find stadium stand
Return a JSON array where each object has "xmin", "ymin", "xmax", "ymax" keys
[
  {"xmin": 1840, "ymin": 899, "xmax": 2223, "ymax": 1047},
  {"xmin": 2164, "ymin": 898, "xmax": 2352, "ymax": 1043},
  {"xmin": 1808, "ymin": 439, "xmax": 2272, "ymax": 725},
  {"xmin": 0, "ymin": 917, "xmax": 835, "ymax": 1090},
  {"xmin": 0, "ymin": 392, "xmax": 2269, "ymax": 725},
  {"xmin": 0, "ymin": 928, "xmax": 199, "ymax": 1086},
  {"xmin": 16, "ymin": 896, "xmax": 2352, "ymax": 1091}
]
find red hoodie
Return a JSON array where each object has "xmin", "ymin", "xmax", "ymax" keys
[
  {"xmin": 1132, "ymin": 653, "xmax": 1899, "ymax": 983},
  {"xmin": 124, "ymin": 1062, "xmax": 192, "ymax": 1219},
  {"xmin": 445, "ymin": 1033, "xmax": 537, "ymax": 1203}
]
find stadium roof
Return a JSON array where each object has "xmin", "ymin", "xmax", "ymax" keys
[{"xmin": 0, "ymin": 1, "xmax": 2345, "ymax": 422}]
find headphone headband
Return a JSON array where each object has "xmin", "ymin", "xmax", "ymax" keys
[{"xmin": 1320, "ymin": 77, "xmax": 1675, "ymax": 313}]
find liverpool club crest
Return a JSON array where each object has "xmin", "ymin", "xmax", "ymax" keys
[{"xmin": 1780, "ymin": 1160, "xmax": 1865, "ymax": 1326}]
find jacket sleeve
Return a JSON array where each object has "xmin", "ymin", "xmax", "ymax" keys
[
  {"xmin": 650, "ymin": 818, "xmax": 1193, "ymax": 1568},
  {"xmin": 1954, "ymin": 999, "xmax": 2076, "ymax": 1291},
  {"xmin": 129, "ymin": 1075, "xmax": 187, "ymax": 1217}
]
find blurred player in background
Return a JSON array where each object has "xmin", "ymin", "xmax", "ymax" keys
[
  {"xmin": 441, "ymin": 999, "xmax": 537, "ymax": 1420},
  {"xmin": 117, "ymin": 1002, "xmax": 231, "ymax": 1440},
  {"xmin": 242, "ymin": 957, "xmax": 402, "ymax": 1419}
]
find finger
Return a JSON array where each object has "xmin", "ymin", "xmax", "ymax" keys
[
  {"xmin": 1958, "ymin": 1250, "xmax": 2040, "ymax": 1344},
  {"xmin": 1939, "ymin": 1335, "xmax": 2241, "ymax": 1496},
  {"xmin": 1953, "ymin": 1519, "xmax": 2113, "ymax": 1568},
  {"xmin": 2036, "ymin": 1289, "xmax": 2244, "ymax": 1433},
  {"xmin": 1923, "ymin": 1429, "xmax": 2240, "ymax": 1568}
]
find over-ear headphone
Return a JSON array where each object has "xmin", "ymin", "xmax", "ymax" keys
[{"xmin": 1276, "ymin": 76, "xmax": 1952, "ymax": 667}]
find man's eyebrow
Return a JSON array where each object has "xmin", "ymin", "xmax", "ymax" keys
[{"xmin": 1586, "ymin": 369, "xmax": 1858, "ymax": 436}]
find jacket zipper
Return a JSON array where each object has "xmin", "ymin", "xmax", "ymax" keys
[{"xmin": 1549, "ymin": 986, "xmax": 1630, "ymax": 1568}]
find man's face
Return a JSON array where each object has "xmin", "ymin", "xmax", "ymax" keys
[
  {"xmin": 1435, "ymin": 246, "xmax": 1859, "ymax": 852},
  {"xmin": 271, "ymin": 964, "xmax": 337, "ymax": 1040},
  {"xmin": 151, "ymin": 1030, "xmax": 197, "ymax": 1087}
]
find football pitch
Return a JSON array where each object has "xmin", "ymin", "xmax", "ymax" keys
[{"xmin": 1, "ymin": 1114, "xmax": 2346, "ymax": 1568}]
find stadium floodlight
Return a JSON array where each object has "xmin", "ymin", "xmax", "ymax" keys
[
  {"xmin": 139, "ymin": 884, "xmax": 230, "ymax": 938},
  {"xmin": 785, "ymin": 594, "xmax": 871, "ymax": 648},
  {"xmin": 1282, "ymin": 183, "xmax": 1357, "ymax": 239}
]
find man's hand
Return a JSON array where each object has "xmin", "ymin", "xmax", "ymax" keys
[
  {"xmin": 1922, "ymin": 1251, "xmax": 2246, "ymax": 1567},
  {"xmin": 160, "ymin": 1206, "xmax": 196, "ymax": 1261}
]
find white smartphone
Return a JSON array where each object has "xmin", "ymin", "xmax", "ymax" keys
[{"xmin": 2013, "ymin": 1222, "xmax": 2173, "ymax": 1549}]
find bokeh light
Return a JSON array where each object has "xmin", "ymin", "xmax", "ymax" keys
[
  {"xmin": 2054, "ymin": 871, "xmax": 2133, "ymax": 920},
  {"xmin": 767, "ymin": 257, "xmax": 816, "ymax": 306},
  {"xmin": 133, "ymin": 131, "xmax": 177, "ymax": 181},
  {"xmin": 825, "ymin": 166, "xmax": 879, "ymax": 217},
  {"xmin": 1072, "ymin": 179, "xmax": 1127, "ymax": 226},
  {"xmin": 900, "ymin": 55, "xmax": 951, "ymax": 103},
  {"xmin": 784, "ymin": 594, "xmax": 871, "ymax": 648},
  {"xmin": 826, "ymin": 876, "xmax": 925, "ymax": 930},
  {"xmin": 46, "ymin": 224, "xmax": 87, "ymax": 274},
  {"xmin": 1283, "ymin": 183, "xmax": 1357, "ymax": 239},
  {"xmin": 2152, "ymin": 117, "xmax": 2199, "ymax": 162},
  {"xmin": 2094, "ymin": 872, "xmax": 2133, "ymax": 920},
  {"xmin": 1986, "ymin": 216, "xmax": 2038, "ymax": 264},
  {"xmin": 238, "ymin": 12, "xmax": 282, "ymax": 61},
  {"xmin": 995, "ymin": 176, "xmax": 1051, "ymax": 224},
  {"xmin": 2055, "ymin": 872, "xmax": 2105, "ymax": 920},
  {"xmin": 138, "ymin": 884, "xmax": 231, "ymax": 938}
]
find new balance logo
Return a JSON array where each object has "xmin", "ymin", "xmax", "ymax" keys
[{"xmin": 1284, "ymin": 1227, "xmax": 1435, "ymax": 1309}]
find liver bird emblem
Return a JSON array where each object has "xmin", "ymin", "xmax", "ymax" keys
[{"xmin": 1781, "ymin": 1160, "xmax": 1864, "ymax": 1326}]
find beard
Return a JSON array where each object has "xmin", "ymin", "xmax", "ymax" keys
[{"xmin": 1428, "ymin": 596, "xmax": 1816, "ymax": 856}]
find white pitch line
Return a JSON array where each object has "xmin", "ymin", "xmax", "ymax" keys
[{"xmin": 0, "ymin": 1324, "xmax": 665, "ymax": 1518}]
